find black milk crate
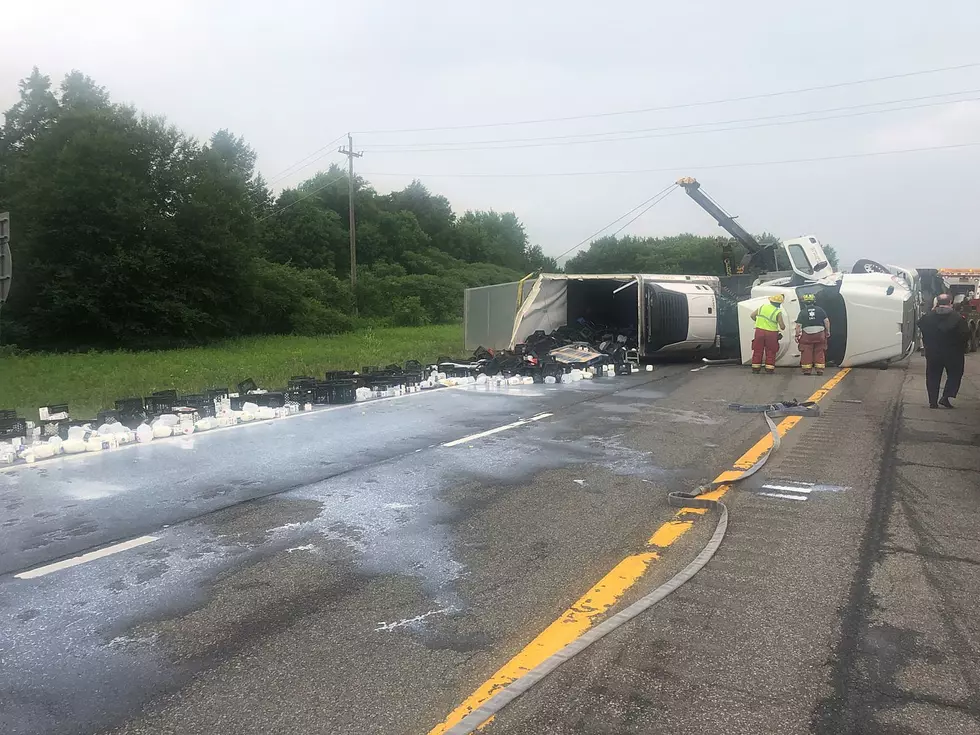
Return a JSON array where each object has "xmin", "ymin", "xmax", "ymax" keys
[
  {"xmin": 115, "ymin": 397, "xmax": 145, "ymax": 414},
  {"xmin": 287, "ymin": 377, "xmax": 316, "ymax": 405},
  {"xmin": 0, "ymin": 417, "xmax": 28, "ymax": 438},
  {"xmin": 287, "ymin": 387, "xmax": 315, "ymax": 404},
  {"xmin": 541, "ymin": 362, "xmax": 566, "ymax": 381},
  {"xmin": 59, "ymin": 419, "xmax": 98, "ymax": 440},
  {"xmin": 313, "ymin": 382, "xmax": 331, "ymax": 405},
  {"xmin": 41, "ymin": 421, "xmax": 68, "ymax": 437},
  {"xmin": 229, "ymin": 395, "xmax": 270, "ymax": 411},
  {"xmin": 363, "ymin": 376, "xmax": 395, "ymax": 395},
  {"xmin": 361, "ymin": 365, "xmax": 381, "ymax": 375},
  {"xmin": 525, "ymin": 366, "xmax": 545, "ymax": 384},
  {"xmin": 325, "ymin": 370, "xmax": 355, "ymax": 381},
  {"xmin": 404, "ymin": 360, "xmax": 423, "ymax": 374},
  {"xmin": 145, "ymin": 395, "xmax": 177, "ymax": 415},
  {"xmin": 438, "ymin": 363, "xmax": 474, "ymax": 379},
  {"xmin": 114, "ymin": 397, "xmax": 148, "ymax": 428},
  {"xmin": 364, "ymin": 374, "xmax": 401, "ymax": 388},
  {"xmin": 177, "ymin": 394, "xmax": 216, "ymax": 418},
  {"xmin": 0, "ymin": 409, "xmax": 16, "ymax": 420},
  {"xmin": 39, "ymin": 403, "xmax": 70, "ymax": 420},
  {"xmin": 325, "ymin": 379, "xmax": 357, "ymax": 405},
  {"xmin": 237, "ymin": 378, "xmax": 257, "ymax": 395},
  {"xmin": 254, "ymin": 392, "xmax": 285, "ymax": 409},
  {"xmin": 151, "ymin": 390, "xmax": 178, "ymax": 399},
  {"xmin": 206, "ymin": 388, "xmax": 229, "ymax": 401},
  {"xmin": 97, "ymin": 409, "xmax": 120, "ymax": 425}
]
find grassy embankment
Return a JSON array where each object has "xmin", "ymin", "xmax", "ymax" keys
[{"xmin": 0, "ymin": 324, "xmax": 464, "ymax": 420}]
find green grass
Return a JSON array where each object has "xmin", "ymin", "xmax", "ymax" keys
[{"xmin": 0, "ymin": 324, "xmax": 464, "ymax": 420}]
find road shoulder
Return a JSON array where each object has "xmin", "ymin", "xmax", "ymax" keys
[{"xmin": 815, "ymin": 355, "xmax": 980, "ymax": 735}]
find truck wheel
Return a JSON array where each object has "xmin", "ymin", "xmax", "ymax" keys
[
  {"xmin": 971, "ymin": 324, "xmax": 979, "ymax": 353},
  {"xmin": 853, "ymin": 258, "xmax": 890, "ymax": 274}
]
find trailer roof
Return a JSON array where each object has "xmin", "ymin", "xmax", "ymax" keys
[{"xmin": 537, "ymin": 272, "xmax": 720, "ymax": 284}]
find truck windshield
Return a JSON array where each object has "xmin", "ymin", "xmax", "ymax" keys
[{"xmin": 786, "ymin": 244, "xmax": 813, "ymax": 275}]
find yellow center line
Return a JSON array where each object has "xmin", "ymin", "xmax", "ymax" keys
[{"xmin": 427, "ymin": 368, "xmax": 851, "ymax": 734}]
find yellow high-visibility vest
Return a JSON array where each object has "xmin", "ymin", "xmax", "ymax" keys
[{"xmin": 755, "ymin": 303, "xmax": 782, "ymax": 332}]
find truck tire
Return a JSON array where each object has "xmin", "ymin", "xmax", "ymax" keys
[
  {"xmin": 971, "ymin": 323, "xmax": 979, "ymax": 353},
  {"xmin": 853, "ymin": 258, "xmax": 890, "ymax": 275}
]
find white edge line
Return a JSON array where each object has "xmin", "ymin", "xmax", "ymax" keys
[
  {"xmin": 762, "ymin": 484, "xmax": 814, "ymax": 493},
  {"xmin": 442, "ymin": 413, "xmax": 554, "ymax": 448},
  {"xmin": 14, "ymin": 535, "xmax": 158, "ymax": 579},
  {"xmin": 758, "ymin": 492, "xmax": 809, "ymax": 501}
]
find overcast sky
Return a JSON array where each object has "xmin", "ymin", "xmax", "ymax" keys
[{"xmin": 4, "ymin": 1, "xmax": 980, "ymax": 268}]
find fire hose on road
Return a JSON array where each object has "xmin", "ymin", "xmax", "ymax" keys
[{"xmin": 444, "ymin": 400, "xmax": 820, "ymax": 735}]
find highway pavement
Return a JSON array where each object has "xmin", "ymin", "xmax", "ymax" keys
[{"xmin": 1, "ymin": 356, "xmax": 977, "ymax": 734}]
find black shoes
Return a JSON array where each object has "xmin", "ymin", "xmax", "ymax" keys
[{"xmin": 939, "ymin": 397, "xmax": 955, "ymax": 409}]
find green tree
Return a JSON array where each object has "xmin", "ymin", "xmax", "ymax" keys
[
  {"xmin": 0, "ymin": 68, "xmax": 554, "ymax": 349},
  {"xmin": 822, "ymin": 244, "xmax": 840, "ymax": 271},
  {"xmin": 386, "ymin": 180, "xmax": 455, "ymax": 253},
  {"xmin": 261, "ymin": 199, "xmax": 346, "ymax": 271},
  {"xmin": 1, "ymin": 67, "xmax": 59, "ymax": 154},
  {"xmin": 2, "ymin": 74, "xmax": 262, "ymax": 348},
  {"xmin": 566, "ymin": 233, "xmax": 740, "ymax": 276}
]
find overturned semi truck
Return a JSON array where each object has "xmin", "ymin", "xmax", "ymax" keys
[
  {"xmin": 465, "ymin": 179, "xmax": 919, "ymax": 368},
  {"xmin": 464, "ymin": 261, "xmax": 917, "ymax": 368}
]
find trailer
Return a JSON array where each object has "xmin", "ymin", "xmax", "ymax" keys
[{"xmin": 504, "ymin": 273, "xmax": 727, "ymax": 358}]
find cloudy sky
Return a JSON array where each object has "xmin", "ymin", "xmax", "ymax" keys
[{"xmin": 4, "ymin": 0, "xmax": 979, "ymax": 268}]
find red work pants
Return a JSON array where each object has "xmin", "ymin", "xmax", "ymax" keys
[
  {"xmin": 751, "ymin": 328, "xmax": 779, "ymax": 372},
  {"xmin": 799, "ymin": 331, "xmax": 827, "ymax": 374}
]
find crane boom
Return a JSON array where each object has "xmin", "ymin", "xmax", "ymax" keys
[{"xmin": 677, "ymin": 177, "xmax": 777, "ymax": 273}]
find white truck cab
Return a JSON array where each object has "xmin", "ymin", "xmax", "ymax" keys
[{"xmin": 737, "ymin": 236, "xmax": 918, "ymax": 367}]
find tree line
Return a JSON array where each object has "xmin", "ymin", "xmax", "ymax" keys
[
  {"xmin": 0, "ymin": 68, "xmax": 556, "ymax": 351},
  {"xmin": 565, "ymin": 233, "xmax": 839, "ymax": 277},
  {"xmin": 0, "ymin": 68, "xmax": 839, "ymax": 352}
]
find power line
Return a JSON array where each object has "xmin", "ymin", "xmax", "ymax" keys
[
  {"xmin": 359, "ymin": 95, "xmax": 980, "ymax": 154},
  {"xmin": 608, "ymin": 187, "xmax": 678, "ymax": 239},
  {"xmin": 257, "ymin": 172, "xmax": 348, "ymax": 222},
  {"xmin": 359, "ymin": 140, "xmax": 980, "ymax": 179},
  {"xmin": 265, "ymin": 133, "xmax": 347, "ymax": 187},
  {"xmin": 359, "ymin": 89, "xmax": 980, "ymax": 151},
  {"xmin": 353, "ymin": 61, "xmax": 980, "ymax": 135},
  {"xmin": 553, "ymin": 184, "xmax": 678, "ymax": 262}
]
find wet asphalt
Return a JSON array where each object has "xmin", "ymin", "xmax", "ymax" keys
[{"xmin": 1, "ymin": 357, "xmax": 976, "ymax": 734}]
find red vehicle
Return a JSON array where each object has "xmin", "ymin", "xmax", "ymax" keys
[{"xmin": 919, "ymin": 268, "xmax": 980, "ymax": 352}]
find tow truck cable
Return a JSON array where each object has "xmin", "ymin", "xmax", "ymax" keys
[{"xmin": 444, "ymin": 401, "xmax": 820, "ymax": 735}]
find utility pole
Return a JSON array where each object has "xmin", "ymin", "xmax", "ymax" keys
[
  {"xmin": 339, "ymin": 134, "xmax": 362, "ymax": 301},
  {"xmin": 0, "ymin": 213, "xmax": 10, "ymax": 347}
]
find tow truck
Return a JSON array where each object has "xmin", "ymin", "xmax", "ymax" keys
[{"xmin": 915, "ymin": 268, "xmax": 980, "ymax": 352}]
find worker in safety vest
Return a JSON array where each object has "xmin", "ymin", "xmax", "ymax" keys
[
  {"xmin": 749, "ymin": 294, "xmax": 786, "ymax": 374},
  {"xmin": 795, "ymin": 293, "xmax": 831, "ymax": 376}
]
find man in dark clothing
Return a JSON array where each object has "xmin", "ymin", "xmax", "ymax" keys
[
  {"xmin": 795, "ymin": 293, "xmax": 831, "ymax": 375},
  {"xmin": 918, "ymin": 294, "xmax": 971, "ymax": 408}
]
